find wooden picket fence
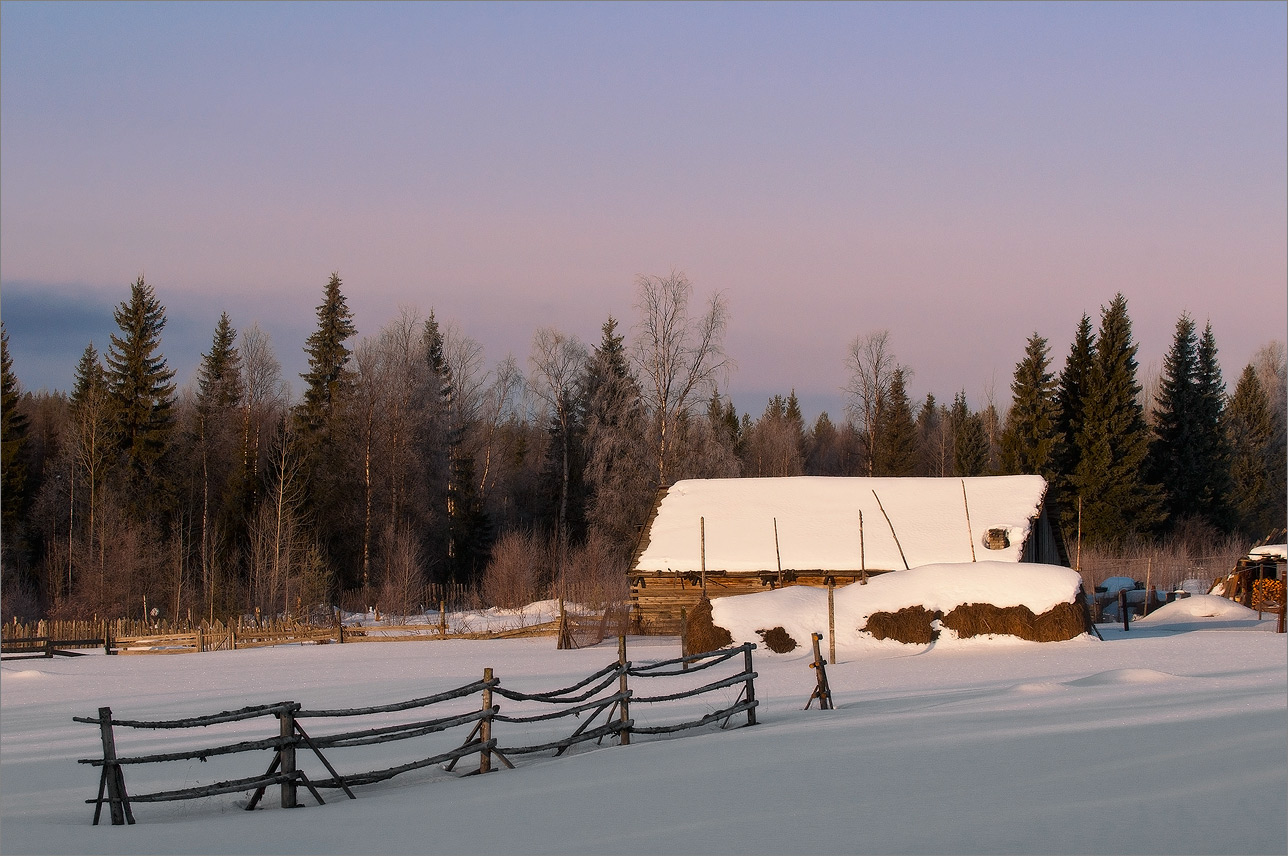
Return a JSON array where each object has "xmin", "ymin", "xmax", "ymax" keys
[{"xmin": 77, "ymin": 639, "xmax": 759, "ymax": 825}]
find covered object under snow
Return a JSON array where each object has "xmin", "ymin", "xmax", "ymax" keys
[{"xmin": 629, "ymin": 475, "xmax": 1066, "ymax": 633}]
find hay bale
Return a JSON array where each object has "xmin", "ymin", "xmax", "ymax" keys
[
  {"xmin": 863, "ymin": 606, "xmax": 942, "ymax": 644},
  {"xmin": 684, "ymin": 596, "xmax": 733, "ymax": 655},
  {"xmin": 755, "ymin": 626, "xmax": 798, "ymax": 653},
  {"xmin": 939, "ymin": 600, "xmax": 1088, "ymax": 642}
]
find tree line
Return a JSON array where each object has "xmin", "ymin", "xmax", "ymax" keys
[{"xmin": 1, "ymin": 273, "xmax": 1284, "ymax": 622}]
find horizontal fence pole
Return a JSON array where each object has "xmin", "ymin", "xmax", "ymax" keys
[{"xmin": 75, "ymin": 701, "xmax": 295, "ymax": 730}]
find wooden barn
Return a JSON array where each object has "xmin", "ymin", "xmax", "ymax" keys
[{"xmin": 629, "ymin": 475, "xmax": 1067, "ymax": 634}]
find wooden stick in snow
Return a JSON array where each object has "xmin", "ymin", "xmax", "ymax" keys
[
  {"xmin": 962, "ymin": 479, "xmax": 977, "ymax": 562},
  {"xmin": 871, "ymin": 491, "xmax": 909, "ymax": 570}
]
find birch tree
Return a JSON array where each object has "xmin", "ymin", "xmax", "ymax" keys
[{"xmin": 631, "ymin": 271, "xmax": 730, "ymax": 486}]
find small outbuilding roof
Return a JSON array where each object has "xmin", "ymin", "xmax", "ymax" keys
[{"xmin": 633, "ymin": 475, "xmax": 1051, "ymax": 574}]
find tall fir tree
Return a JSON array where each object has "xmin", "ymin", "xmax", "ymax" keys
[
  {"xmin": 999, "ymin": 334, "xmax": 1062, "ymax": 479},
  {"xmin": 915, "ymin": 393, "xmax": 950, "ymax": 476},
  {"xmin": 1149, "ymin": 315, "xmax": 1202, "ymax": 524},
  {"xmin": 584, "ymin": 317, "xmax": 653, "ymax": 559},
  {"xmin": 1150, "ymin": 316, "xmax": 1233, "ymax": 534},
  {"xmin": 1068, "ymin": 294, "xmax": 1164, "ymax": 545},
  {"xmin": 296, "ymin": 273, "xmax": 358, "ymax": 439},
  {"xmin": 294, "ymin": 273, "xmax": 360, "ymax": 586},
  {"xmin": 873, "ymin": 369, "xmax": 918, "ymax": 476},
  {"xmin": 196, "ymin": 313, "xmax": 245, "ymax": 414},
  {"xmin": 1225, "ymin": 364, "xmax": 1278, "ymax": 537},
  {"xmin": 1193, "ymin": 323, "xmax": 1233, "ymax": 531},
  {"xmin": 1, "ymin": 322, "xmax": 29, "ymax": 552},
  {"xmin": 1054, "ymin": 315, "xmax": 1095, "ymax": 494},
  {"xmin": 105, "ymin": 277, "xmax": 176, "ymax": 514},
  {"xmin": 194, "ymin": 313, "xmax": 246, "ymax": 607},
  {"xmin": 69, "ymin": 343, "xmax": 113, "ymax": 587},
  {"xmin": 951, "ymin": 392, "xmax": 988, "ymax": 477}
]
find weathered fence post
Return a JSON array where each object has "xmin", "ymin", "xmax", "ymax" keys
[
  {"xmin": 743, "ymin": 642, "xmax": 757, "ymax": 726},
  {"xmin": 479, "ymin": 668, "xmax": 493, "ymax": 774},
  {"xmin": 95, "ymin": 706, "xmax": 133, "ymax": 825},
  {"xmin": 618, "ymin": 635, "xmax": 631, "ymax": 745},
  {"xmin": 279, "ymin": 704, "xmax": 298, "ymax": 808},
  {"xmin": 1118, "ymin": 589, "xmax": 1130, "ymax": 632},
  {"xmin": 805, "ymin": 632, "xmax": 833, "ymax": 711},
  {"xmin": 827, "ymin": 579, "xmax": 836, "ymax": 665},
  {"xmin": 679, "ymin": 608, "xmax": 688, "ymax": 671}
]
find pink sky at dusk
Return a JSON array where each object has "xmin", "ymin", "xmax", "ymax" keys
[{"xmin": 2, "ymin": 2, "xmax": 1284, "ymax": 420}]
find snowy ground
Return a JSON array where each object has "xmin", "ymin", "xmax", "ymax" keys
[{"xmin": 1, "ymin": 598, "xmax": 1284, "ymax": 856}]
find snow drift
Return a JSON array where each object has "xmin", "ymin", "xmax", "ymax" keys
[{"xmin": 708, "ymin": 561, "xmax": 1089, "ymax": 650}]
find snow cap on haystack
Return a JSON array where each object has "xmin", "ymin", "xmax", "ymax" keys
[{"xmin": 709, "ymin": 561, "xmax": 1089, "ymax": 650}]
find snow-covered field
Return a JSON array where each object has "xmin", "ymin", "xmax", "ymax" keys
[{"xmin": 2, "ymin": 597, "xmax": 1284, "ymax": 856}]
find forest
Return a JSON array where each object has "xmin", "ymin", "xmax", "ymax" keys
[{"xmin": 1, "ymin": 271, "xmax": 1284, "ymax": 623}]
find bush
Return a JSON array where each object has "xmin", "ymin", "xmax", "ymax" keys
[{"xmin": 481, "ymin": 530, "xmax": 550, "ymax": 608}]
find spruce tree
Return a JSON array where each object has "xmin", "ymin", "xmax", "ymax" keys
[
  {"xmin": 1149, "ymin": 315, "xmax": 1201, "ymax": 523},
  {"xmin": 196, "ymin": 313, "xmax": 244, "ymax": 415},
  {"xmin": 1151, "ymin": 317, "xmax": 1233, "ymax": 534},
  {"xmin": 1194, "ymin": 323, "xmax": 1233, "ymax": 531},
  {"xmin": 1054, "ymin": 315, "xmax": 1095, "ymax": 483},
  {"xmin": 873, "ymin": 369, "xmax": 917, "ymax": 476},
  {"xmin": 915, "ymin": 393, "xmax": 949, "ymax": 476},
  {"xmin": 194, "ymin": 313, "xmax": 246, "ymax": 606},
  {"xmin": 951, "ymin": 391, "xmax": 988, "ymax": 477},
  {"xmin": 293, "ymin": 273, "xmax": 360, "ymax": 586},
  {"xmin": 1226, "ymin": 364, "xmax": 1277, "ymax": 536},
  {"xmin": 69, "ymin": 343, "xmax": 113, "ymax": 570},
  {"xmin": 1000, "ymin": 333, "xmax": 1062, "ymax": 479},
  {"xmin": 584, "ymin": 317, "xmax": 653, "ymax": 558},
  {"xmin": 105, "ymin": 276, "xmax": 176, "ymax": 511},
  {"xmin": 1069, "ymin": 294, "xmax": 1164, "ymax": 545},
  {"xmin": 1, "ymin": 322, "xmax": 28, "ymax": 548},
  {"xmin": 296, "ymin": 272, "xmax": 358, "ymax": 439},
  {"xmin": 71, "ymin": 344, "xmax": 108, "ymax": 411}
]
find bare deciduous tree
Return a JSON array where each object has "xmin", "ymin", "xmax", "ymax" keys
[
  {"xmin": 631, "ymin": 271, "xmax": 730, "ymax": 485},
  {"xmin": 529, "ymin": 327, "xmax": 588, "ymax": 600},
  {"xmin": 844, "ymin": 330, "xmax": 898, "ymax": 475},
  {"xmin": 240, "ymin": 322, "xmax": 288, "ymax": 499}
]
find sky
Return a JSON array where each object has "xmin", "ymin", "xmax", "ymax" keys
[{"xmin": 2, "ymin": 1, "xmax": 1285, "ymax": 421}]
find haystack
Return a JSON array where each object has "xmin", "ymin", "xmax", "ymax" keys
[
  {"xmin": 684, "ymin": 595, "xmax": 733, "ymax": 655},
  {"xmin": 755, "ymin": 626, "xmax": 799, "ymax": 653}
]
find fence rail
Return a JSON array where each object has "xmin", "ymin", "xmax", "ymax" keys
[{"xmin": 76, "ymin": 639, "xmax": 758, "ymax": 825}]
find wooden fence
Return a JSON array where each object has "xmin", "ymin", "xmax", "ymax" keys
[
  {"xmin": 4, "ymin": 606, "xmax": 631, "ymax": 656},
  {"xmin": 77, "ymin": 639, "xmax": 758, "ymax": 825}
]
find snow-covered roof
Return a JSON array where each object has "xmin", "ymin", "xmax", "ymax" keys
[
  {"xmin": 634, "ymin": 475, "xmax": 1050, "ymax": 573},
  {"xmin": 1248, "ymin": 544, "xmax": 1287, "ymax": 561}
]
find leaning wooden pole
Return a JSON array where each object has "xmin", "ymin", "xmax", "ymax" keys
[
  {"xmin": 962, "ymin": 479, "xmax": 977, "ymax": 562},
  {"xmin": 858, "ymin": 510, "xmax": 867, "ymax": 584},
  {"xmin": 872, "ymin": 491, "xmax": 909, "ymax": 570},
  {"xmin": 773, "ymin": 517, "xmax": 783, "ymax": 586}
]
